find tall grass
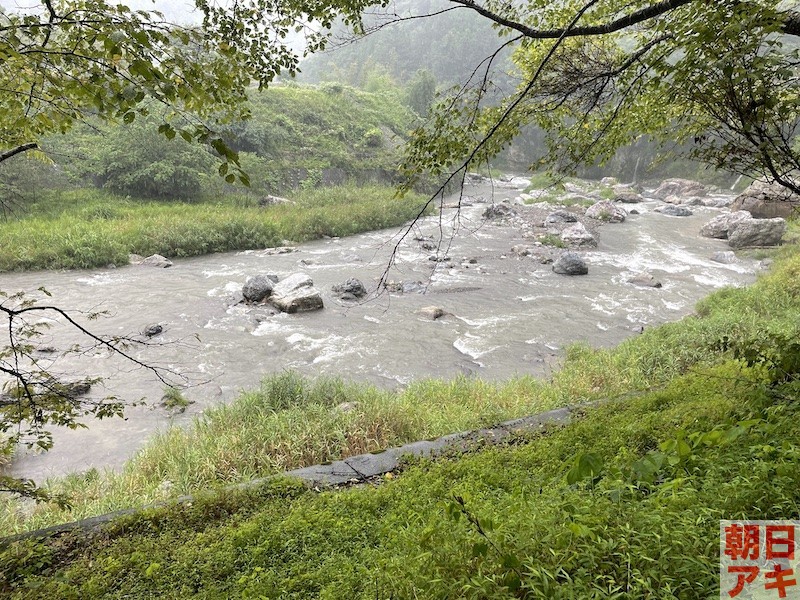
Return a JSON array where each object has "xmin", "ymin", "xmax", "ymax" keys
[{"xmin": 0, "ymin": 184, "xmax": 428, "ymax": 271}]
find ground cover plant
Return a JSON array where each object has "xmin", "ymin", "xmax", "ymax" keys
[{"xmin": 1, "ymin": 348, "xmax": 798, "ymax": 597}]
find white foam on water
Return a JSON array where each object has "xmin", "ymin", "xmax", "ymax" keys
[
  {"xmin": 453, "ymin": 332, "xmax": 499, "ymax": 361},
  {"xmin": 596, "ymin": 322, "xmax": 609, "ymax": 331},
  {"xmin": 457, "ymin": 314, "xmax": 517, "ymax": 328},
  {"xmin": 207, "ymin": 281, "xmax": 242, "ymax": 297},
  {"xmin": 588, "ymin": 293, "xmax": 624, "ymax": 315},
  {"xmin": 363, "ymin": 315, "xmax": 381, "ymax": 324},
  {"xmin": 251, "ymin": 317, "xmax": 292, "ymax": 337},
  {"xmin": 693, "ymin": 272, "xmax": 737, "ymax": 287},
  {"xmin": 76, "ymin": 273, "xmax": 122, "ymax": 286},
  {"xmin": 661, "ymin": 299, "xmax": 685, "ymax": 311},
  {"xmin": 202, "ymin": 266, "xmax": 243, "ymax": 278}
]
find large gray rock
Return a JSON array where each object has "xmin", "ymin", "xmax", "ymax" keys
[
  {"xmin": 652, "ymin": 178, "xmax": 708, "ymax": 199},
  {"xmin": 700, "ymin": 211, "xmax": 752, "ymax": 239},
  {"xmin": 331, "ymin": 278, "xmax": 367, "ymax": 300},
  {"xmin": 728, "ymin": 218, "xmax": 787, "ymax": 248},
  {"xmin": 585, "ymin": 200, "xmax": 626, "ymax": 223},
  {"xmin": 560, "ymin": 222, "xmax": 597, "ymax": 247},
  {"xmin": 552, "ymin": 252, "xmax": 588, "ymax": 275},
  {"xmin": 482, "ymin": 204, "xmax": 517, "ymax": 219},
  {"xmin": 136, "ymin": 254, "xmax": 173, "ymax": 268},
  {"xmin": 269, "ymin": 273, "xmax": 324, "ymax": 313},
  {"xmin": 614, "ymin": 189, "xmax": 643, "ymax": 203},
  {"xmin": 731, "ymin": 181, "xmax": 800, "ymax": 219},
  {"xmin": 242, "ymin": 275, "xmax": 274, "ymax": 302},
  {"xmin": 664, "ymin": 194, "xmax": 703, "ymax": 206},
  {"xmin": 545, "ymin": 209, "xmax": 578, "ymax": 225},
  {"xmin": 655, "ymin": 205, "xmax": 693, "ymax": 217}
]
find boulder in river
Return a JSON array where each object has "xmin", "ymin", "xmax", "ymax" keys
[
  {"xmin": 585, "ymin": 200, "xmax": 626, "ymax": 223},
  {"xmin": 331, "ymin": 278, "xmax": 367, "ymax": 300},
  {"xmin": 700, "ymin": 211, "xmax": 752, "ymax": 239},
  {"xmin": 731, "ymin": 181, "xmax": 800, "ymax": 219},
  {"xmin": 652, "ymin": 178, "xmax": 708, "ymax": 199},
  {"xmin": 655, "ymin": 205, "xmax": 693, "ymax": 217},
  {"xmin": 627, "ymin": 273, "xmax": 662, "ymax": 288},
  {"xmin": 482, "ymin": 204, "xmax": 517, "ymax": 219},
  {"xmin": 614, "ymin": 188, "xmax": 643, "ymax": 204},
  {"xmin": 552, "ymin": 252, "xmax": 588, "ymax": 275},
  {"xmin": 418, "ymin": 306, "xmax": 450, "ymax": 320},
  {"xmin": 545, "ymin": 209, "xmax": 578, "ymax": 225},
  {"xmin": 728, "ymin": 218, "xmax": 786, "ymax": 249},
  {"xmin": 242, "ymin": 275, "xmax": 274, "ymax": 302},
  {"xmin": 269, "ymin": 273, "xmax": 324, "ymax": 313},
  {"xmin": 143, "ymin": 323, "xmax": 163, "ymax": 337},
  {"xmin": 560, "ymin": 222, "xmax": 597, "ymax": 247},
  {"xmin": 133, "ymin": 254, "xmax": 173, "ymax": 268}
]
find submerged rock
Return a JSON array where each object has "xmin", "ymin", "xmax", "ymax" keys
[
  {"xmin": 627, "ymin": 273, "xmax": 662, "ymax": 288},
  {"xmin": 143, "ymin": 323, "xmax": 163, "ymax": 337},
  {"xmin": 711, "ymin": 251, "xmax": 737, "ymax": 264},
  {"xmin": 418, "ymin": 306, "xmax": 450, "ymax": 320},
  {"xmin": 331, "ymin": 278, "xmax": 367, "ymax": 300},
  {"xmin": 269, "ymin": 273, "xmax": 324, "ymax": 313}
]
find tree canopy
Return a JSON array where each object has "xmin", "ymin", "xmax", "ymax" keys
[
  {"xmin": 399, "ymin": 0, "xmax": 800, "ymax": 194},
  {"xmin": 0, "ymin": 0, "xmax": 380, "ymax": 177}
]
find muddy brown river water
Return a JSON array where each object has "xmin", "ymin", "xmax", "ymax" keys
[{"xmin": 1, "ymin": 178, "xmax": 762, "ymax": 482}]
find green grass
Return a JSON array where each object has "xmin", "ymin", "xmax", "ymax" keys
[
  {"xmin": 537, "ymin": 233, "xmax": 567, "ymax": 248},
  {"xmin": 2, "ymin": 357, "xmax": 797, "ymax": 598},
  {"xmin": 0, "ymin": 184, "xmax": 428, "ymax": 271}
]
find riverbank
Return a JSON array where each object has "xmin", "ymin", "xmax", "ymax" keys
[
  {"xmin": 0, "ymin": 225, "xmax": 796, "ymax": 536},
  {"xmin": 0, "ymin": 184, "xmax": 428, "ymax": 271},
  {"xmin": 2, "ymin": 234, "xmax": 799, "ymax": 596}
]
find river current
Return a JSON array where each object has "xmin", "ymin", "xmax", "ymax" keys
[{"xmin": 1, "ymin": 179, "xmax": 761, "ymax": 481}]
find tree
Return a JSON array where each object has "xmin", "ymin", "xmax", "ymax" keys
[
  {"xmin": 398, "ymin": 0, "xmax": 800, "ymax": 195},
  {"xmin": 0, "ymin": 0, "xmax": 379, "ymax": 502},
  {"xmin": 406, "ymin": 69, "xmax": 437, "ymax": 116},
  {"xmin": 0, "ymin": 0, "xmax": 379, "ymax": 175}
]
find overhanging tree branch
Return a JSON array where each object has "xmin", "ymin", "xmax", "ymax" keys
[
  {"xmin": 0, "ymin": 143, "xmax": 39, "ymax": 164},
  {"xmin": 448, "ymin": 0, "xmax": 800, "ymax": 40}
]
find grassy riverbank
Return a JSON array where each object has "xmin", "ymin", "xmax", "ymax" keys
[
  {"xmin": 0, "ymin": 184, "xmax": 427, "ymax": 271},
  {"xmin": 3, "ymin": 333, "xmax": 800, "ymax": 596}
]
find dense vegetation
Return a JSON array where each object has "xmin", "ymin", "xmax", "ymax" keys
[
  {"xmin": 0, "ymin": 84, "xmax": 427, "ymax": 272},
  {"xmin": 2, "ymin": 229, "xmax": 798, "ymax": 597}
]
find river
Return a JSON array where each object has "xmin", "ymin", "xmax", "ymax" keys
[{"xmin": 1, "ymin": 178, "xmax": 761, "ymax": 482}]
